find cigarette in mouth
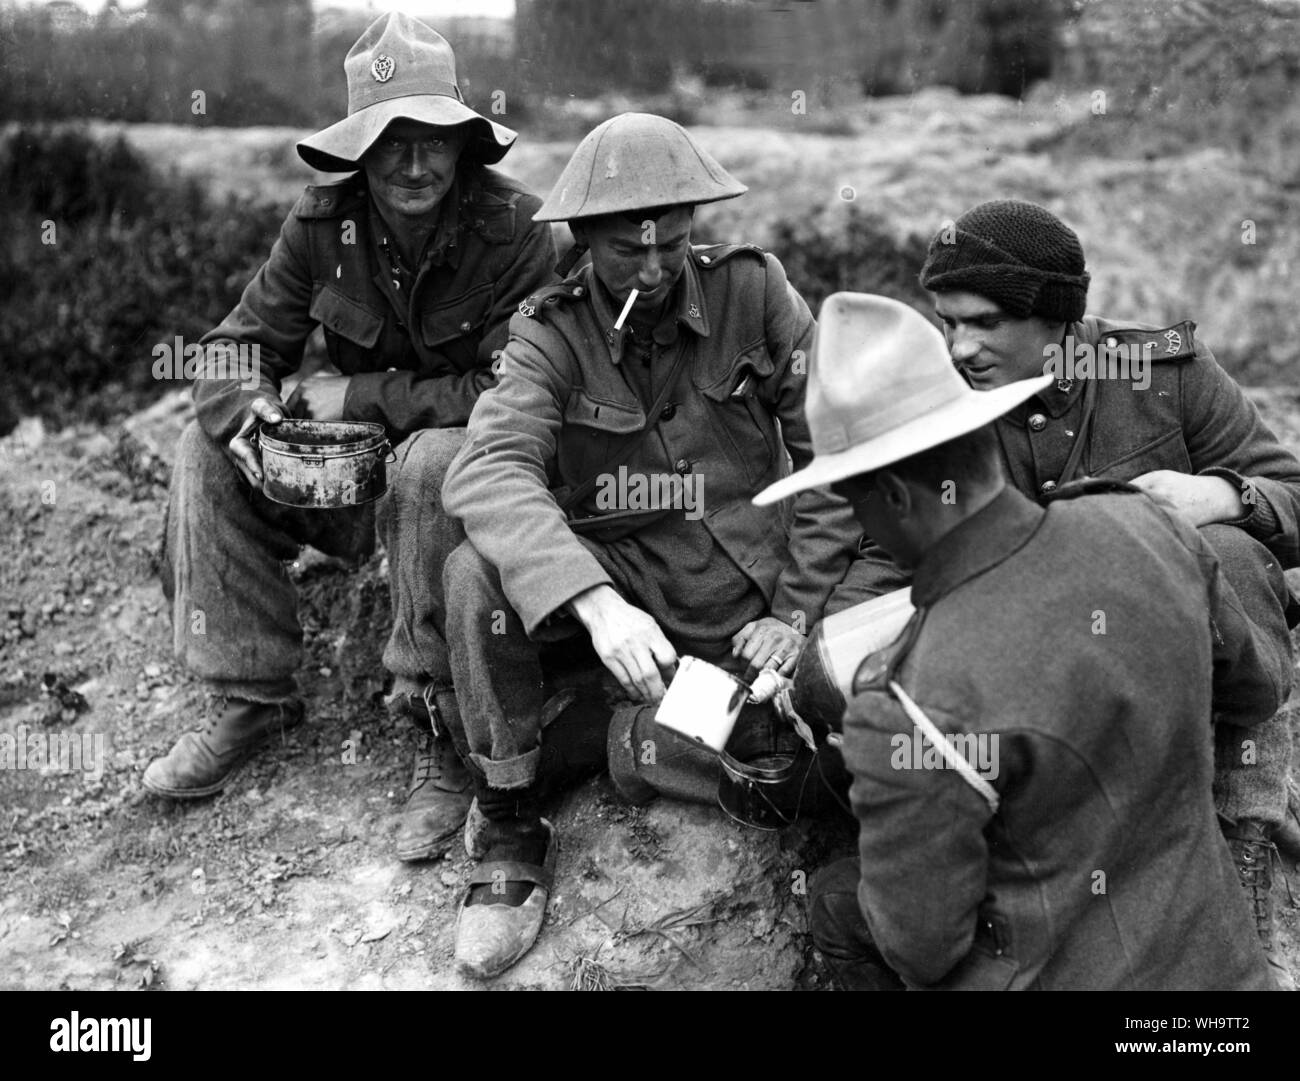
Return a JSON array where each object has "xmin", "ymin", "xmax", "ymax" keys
[{"xmin": 613, "ymin": 289, "xmax": 638, "ymax": 331}]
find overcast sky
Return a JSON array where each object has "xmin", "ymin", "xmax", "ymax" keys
[{"xmin": 37, "ymin": 0, "xmax": 517, "ymax": 17}]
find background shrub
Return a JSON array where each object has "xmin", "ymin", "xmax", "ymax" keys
[{"xmin": 0, "ymin": 125, "xmax": 285, "ymax": 427}]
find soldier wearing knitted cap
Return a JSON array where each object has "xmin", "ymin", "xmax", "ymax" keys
[
  {"xmin": 143, "ymin": 14, "xmax": 556, "ymax": 872},
  {"xmin": 429, "ymin": 112, "xmax": 858, "ymax": 978},
  {"xmin": 758, "ymin": 293, "xmax": 1283, "ymax": 991},
  {"xmin": 798, "ymin": 198, "xmax": 1300, "ymax": 989}
]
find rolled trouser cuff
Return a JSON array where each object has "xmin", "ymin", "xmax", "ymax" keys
[
  {"xmin": 469, "ymin": 746, "xmax": 541, "ymax": 790},
  {"xmin": 202, "ymin": 676, "xmax": 298, "ymax": 704}
]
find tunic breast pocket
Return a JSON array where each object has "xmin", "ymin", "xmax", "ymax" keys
[
  {"xmin": 419, "ymin": 282, "xmax": 495, "ymax": 371},
  {"xmin": 556, "ymin": 390, "xmax": 644, "ymax": 498},
  {"xmin": 1088, "ymin": 426, "xmax": 1192, "ymax": 481},
  {"xmin": 698, "ymin": 346, "xmax": 779, "ymax": 487},
  {"xmin": 310, "ymin": 286, "xmax": 383, "ymax": 373}
]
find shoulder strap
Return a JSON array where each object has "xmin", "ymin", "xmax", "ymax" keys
[
  {"xmin": 558, "ymin": 347, "xmax": 694, "ymax": 515},
  {"xmin": 887, "ymin": 680, "xmax": 1000, "ymax": 814},
  {"xmin": 1057, "ymin": 375, "xmax": 1099, "ymax": 487}
]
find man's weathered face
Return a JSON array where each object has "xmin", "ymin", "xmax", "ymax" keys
[
  {"xmin": 932, "ymin": 290, "xmax": 1062, "ymax": 390},
  {"xmin": 575, "ymin": 206, "xmax": 694, "ymax": 313},
  {"xmin": 363, "ymin": 119, "xmax": 466, "ymax": 221}
]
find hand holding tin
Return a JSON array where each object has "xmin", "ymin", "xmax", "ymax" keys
[{"xmin": 227, "ymin": 396, "xmax": 284, "ymax": 488}]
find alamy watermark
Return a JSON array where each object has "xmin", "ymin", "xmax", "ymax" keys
[
  {"xmin": 1, "ymin": 726, "xmax": 106, "ymax": 782},
  {"xmin": 152, "ymin": 337, "xmax": 261, "ymax": 391},
  {"xmin": 1042, "ymin": 335, "xmax": 1153, "ymax": 391},
  {"xmin": 891, "ymin": 728, "xmax": 999, "ymax": 780},
  {"xmin": 594, "ymin": 465, "xmax": 704, "ymax": 520}
]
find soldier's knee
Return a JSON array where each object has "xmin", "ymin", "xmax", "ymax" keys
[
  {"xmin": 172, "ymin": 421, "xmax": 243, "ymax": 511},
  {"xmin": 1200, "ymin": 523, "xmax": 1287, "ymax": 608},
  {"xmin": 389, "ymin": 427, "xmax": 466, "ymax": 507},
  {"xmin": 443, "ymin": 539, "xmax": 504, "ymax": 610}
]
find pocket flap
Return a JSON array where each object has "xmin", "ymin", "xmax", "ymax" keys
[
  {"xmin": 697, "ymin": 343, "xmax": 775, "ymax": 401},
  {"xmin": 562, "ymin": 389, "xmax": 644, "ymax": 433},
  {"xmin": 309, "ymin": 286, "xmax": 383, "ymax": 349},
  {"xmin": 421, "ymin": 282, "xmax": 495, "ymax": 348}
]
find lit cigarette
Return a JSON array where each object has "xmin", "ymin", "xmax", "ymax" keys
[{"xmin": 613, "ymin": 289, "xmax": 638, "ymax": 331}]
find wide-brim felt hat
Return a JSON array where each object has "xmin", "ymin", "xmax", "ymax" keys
[
  {"xmin": 297, "ymin": 12, "xmax": 515, "ymax": 173},
  {"xmin": 754, "ymin": 293, "xmax": 1051, "ymax": 506}
]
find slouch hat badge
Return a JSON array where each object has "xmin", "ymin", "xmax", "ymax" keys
[{"xmin": 371, "ymin": 55, "xmax": 395, "ymax": 83}]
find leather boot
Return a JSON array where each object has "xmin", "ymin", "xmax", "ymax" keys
[
  {"xmin": 143, "ymin": 696, "xmax": 303, "ymax": 798},
  {"xmin": 391, "ymin": 684, "xmax": 473, "ymax": 862},
  {"xmin": 1225, "ymin": 819, "xmax": 1296, "ymax": 991}
]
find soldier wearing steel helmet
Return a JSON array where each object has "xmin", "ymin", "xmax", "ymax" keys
[{"xmin": 432, "ymin": 112, "xmax": 860, "ymax": 978}]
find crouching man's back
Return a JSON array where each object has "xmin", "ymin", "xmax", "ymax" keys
[{"xmin": 843, "ymin": 488, "xmax": 1278, "ymax": 991}]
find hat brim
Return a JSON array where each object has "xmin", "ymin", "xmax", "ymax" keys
[
  {"xmin": 297, "ymin": 95, "xmax": 516, "ymax": 172},
  {"xmin": 753, "ymin": 372, "xmax": 1052, "ymax": 507}
]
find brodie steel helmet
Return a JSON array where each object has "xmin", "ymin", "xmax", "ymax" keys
[{"xmin": 533, "ymin": 112, "xmax": 748, "ymax": 222}]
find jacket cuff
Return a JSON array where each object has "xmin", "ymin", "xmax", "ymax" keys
[
  {"xmin": 511, "ymin": 553, "xmax": 614, "ymax": 638},
  {"xmin": 1200, "ymin": 466, "xmax": 1281, "ymax": 541}
]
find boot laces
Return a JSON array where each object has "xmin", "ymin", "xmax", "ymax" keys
[{"xmin": 1233, "ymin": 837, "xmax": 1278, "ymax": 945}]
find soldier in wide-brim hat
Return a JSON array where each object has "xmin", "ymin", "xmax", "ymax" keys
[
  {"xmin": 143, "ymin": 14, "xmax": 556, "ymax": 877},
  {"xmin": 795, "ymin": 199, "xmax": 1300, "ymax": 989},
  {"xmin": 762, "ymin": 292, "xmax": 1283, "ymax": 991}
]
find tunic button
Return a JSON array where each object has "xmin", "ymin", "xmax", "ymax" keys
[
  {"xmin": 460, "ymin": 321, "xmax": 472, "ymax": 332},
  {"xmin": 573, "ymin": 287, "xmax": 584, "ymax": 297},
  {"xmin": 1105, "ymin": 337, "xmax": 1118, "ymax": 348},
  {"xmin": 674, "ymin": 458, "xmax": 691, "ymax": 475},
  {"xmin": 1028, "ymin": 413, "xmax": 1047, "ymax": 432},
  {"xmin": 700, "ymin": 255, "xmax": 711, "ymax": 264},
  {"xmin": 1039, "ymin": 480, "xmax": 1058, "ymax": 495},
  {"xmin": 661, "ymin": 404, "xmax": 676, "ymax": 421}
]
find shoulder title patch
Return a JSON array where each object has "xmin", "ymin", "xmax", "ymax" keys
[
  {"xmin": 517, "ymin": 281, "xmax": 585, "ymax": 318},
  {"xmin": 1095, "ymin": 320, "xmax": 1197, "ymax": 363}
]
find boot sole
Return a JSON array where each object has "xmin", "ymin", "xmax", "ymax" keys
[
  {"xmin": 141, "ymin": 759, "xmax": 246, "ymax": 800},
  {"xmin": 395, "ymin": 815, "xmax": 468, "ymax": 862}
]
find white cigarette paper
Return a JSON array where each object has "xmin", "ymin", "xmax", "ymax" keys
[{"xmin": 613, "ymin": 289, "xmax": 638, "ymax": 330}]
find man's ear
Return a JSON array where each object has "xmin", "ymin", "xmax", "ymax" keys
[{"xmin": 876, "ymin": 470, "xmax": 911, "ymax": 515}]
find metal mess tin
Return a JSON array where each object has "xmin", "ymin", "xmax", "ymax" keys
[{"xmin": 256, "ymin": 419, "xmax": 391, "ymax": 509}]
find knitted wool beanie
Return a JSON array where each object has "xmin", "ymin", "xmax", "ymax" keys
[{"xmin": 919, "ymin": 199, "xmax": 1091, "ymax": 323}]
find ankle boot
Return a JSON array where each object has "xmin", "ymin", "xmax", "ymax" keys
[
  {"xmin": 391, "ymin": 684, "xmax": 473, "ymax": 862},
  {"xmin": 143, "ymin": 696, "xmax": 303, "ymax": 798},
  {"xmin": 1225, "ymin": 819, "xmax": 1296, "ymax": 991}
]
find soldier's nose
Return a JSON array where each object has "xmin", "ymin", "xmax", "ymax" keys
[
  {"xmin": 638, "ymin": 252, "xmax": 663, "ymax": 289},
  {"xmin": 405, "ymin": 147, "xmax": 433, "ymax": 176},
  {"xmin": 950, "ymin": 334, "xmax": 981, "ymax": 364}
]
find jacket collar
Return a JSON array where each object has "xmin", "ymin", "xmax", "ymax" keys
[
  {"xmin": 911, "ymin": 485, "xmax": 1046, "ymax": 607},
  {"xmin": 588, "ymin": 257, "xmax": 711, "ymax": 365}
]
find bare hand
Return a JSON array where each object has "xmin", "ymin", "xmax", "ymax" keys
[
  {"xmin": 569, "ymin": 585, "xmax": 678, "ymax": 703},
  {"xmin": 732, "ymin": 616, "xmax": 805, "ymax": 678},
  {"xmin": 285, "ymin": 372, "xmax": 351, "ymax": 421},
  {"xmin": 1129, "ymin": 470, "xmax": 1244, "ymax": 527},
  {"xmin": 226, "ymin": 397, "xmax": 284, "ymax": 488}
]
